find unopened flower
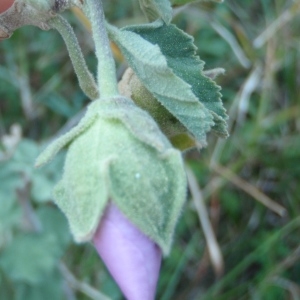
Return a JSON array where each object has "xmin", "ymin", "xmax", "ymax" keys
[
  {"xmin": 94, "ymin": 202, "xmax": 162, "ymax": 300},
  {"xmin": 36, "ymin": 96, "xmax": 187, "ymax": 298}
]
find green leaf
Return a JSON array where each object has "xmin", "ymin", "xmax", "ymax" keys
[
  {"xmin": 119, "ymin": 68, "xmax": 188, "ymax": 139},
  {"xmin": 0, "ymin": 233, "xmax": 61, "ymax": 284},
  {"xmin": 108, "ymin": 24, "xmax": 214, "ymax": 147},
  {"xmin": 0, "ymin": 162, "xmax": 23, "ymax": 202},
  {"xmin": 124, "ymin": 21, "xmax": 229, "ymax": 138},
  {"xmin": 0, "ymin": 191, "xmax": 20, "ymax": 232},
  {"xmin": 139, "ymin": 0, "xmax": 173, "ymax": 24},
  {"xmin": 0, "ymin": 139, "xmax": 63, "ymax": 204}
]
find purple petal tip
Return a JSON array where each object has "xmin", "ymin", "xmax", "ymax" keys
[{"xmin": 93, "ymin": 203, "xmax": 162, "ymax": 300}]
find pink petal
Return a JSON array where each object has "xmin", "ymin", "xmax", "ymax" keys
[{"xmin": 93, "ymin": 203, "xmax": 162, "ymax": 300}]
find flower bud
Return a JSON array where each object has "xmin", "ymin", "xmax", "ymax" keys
[
  {"xmin": 37, "ymin": 96, "xmax": 187, "ymax": 255},
  {"xmin": 93, "ymin": 202, "xmax": 162, "ymax": 300},
  {"xmin": 36, "ymin": 96, "xmax": 187, "ymax": 298}
]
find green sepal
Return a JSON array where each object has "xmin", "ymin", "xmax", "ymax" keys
[
  {"xmin": 38, "ymin": 97, "xmax": 187, "ymax": 255},
  {"xmin": 108, "ymin": 24, "xmax": 214, "ymax": 147},
  {"xmin": 35, "ymin": 111, "xmax": 98, "ymax": 168},
  {"xmin": 97, "ymin": 97, "xmax": 171, "ymax": 152},
  {"xmin": 139, "ymin": 0, "xmax": 173, "ymax": 24},
  {"xmin": 109, "ymin": 147, "xmax": 186, "ymax": 255},
  {"xmin": 53, "ymin": 151, "xmax": 111, "ymax": 242},
  {"xmin": 36, "ymin": 96, "xmax": 172, "ymax": 168},
  {"xmin": 123, "ymin": 21, "xmax": 229, "ymax": 138}
]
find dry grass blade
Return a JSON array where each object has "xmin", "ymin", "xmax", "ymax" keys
[
  {"xmin": 210, "ymin": 20, "xmax": 251, "ymax": 68},
  {"xmin": 186, "ymin": 167, "xmax": 224, "ymax": 277},
  {"xmin": 253, "ymin": 2, "xmax": 300, "ymax": 48},
  {"xmin": 209, "ymin": 64, "xmax": 262, "ymax": 169},
  {"xmin": 211, "ymin": 163, "xmax": 287, "ymax": 217},
  {"xmin": 236, "ymin": 63, "xmax": 262, "ymax": 124}
]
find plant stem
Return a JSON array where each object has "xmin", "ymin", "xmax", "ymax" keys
[
  {"xmin": 48, "ymin": 15, "xmax": 99, "ymax": 100},
  {"xmin": 84, "ymin": 0, "xmax": 119, "ymax": 98}
]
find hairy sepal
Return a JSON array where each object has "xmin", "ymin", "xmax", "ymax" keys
[
  {"xmin": 35, "ymin": 111, "xmax": 97, "ymax": 168},
  {"xmin": 37, "ymin": 97, "xmax": 187, "ymax": 255}
]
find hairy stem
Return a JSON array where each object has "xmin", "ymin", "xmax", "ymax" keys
[
  {"xmin": 48, "ymin": 15, "xmax": 99, "ymax": 100},
  {"xmin": 84, "ymin": 0, "xmax": 119, "ymax": 97}
]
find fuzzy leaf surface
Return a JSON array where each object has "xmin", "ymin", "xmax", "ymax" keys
[
  {"xmin": 119, "ymin": 68, "xmax": 197, "ymax": 151},
  {"xmin": 108, "ymin": 24, "xmax": 214, "ymax": 146},
  {"xmin": 139, "ymin": 0, "xmax": 173, "ymax": 24},
  {"xmin": 53, "ymin": 136, "xmax": 110, "ymax": 243},
  {"xmin": 124, "ymin": 22, "xmax": 229, "ymax": 138}
]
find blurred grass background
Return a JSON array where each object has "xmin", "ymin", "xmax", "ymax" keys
[{"xmin": 1, "ymin": 0, "xmax": 300, "ymax": 299}]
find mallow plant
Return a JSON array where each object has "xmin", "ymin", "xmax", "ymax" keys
[{"xmin": 0, "ymin": 0, "xmax": 228, "ymax": 299}]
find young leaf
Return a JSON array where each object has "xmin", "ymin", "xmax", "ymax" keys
[
  {"xmin": 107, "ymin": 24, "xmax": 214, "ymax": 147},
  {"xmin": 124, "ymin": 21, "xmax": 229, "ymax": 138},
  {"xmin": 139, "ymin": 0, "xmax": 173, "ymax": 24}
]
